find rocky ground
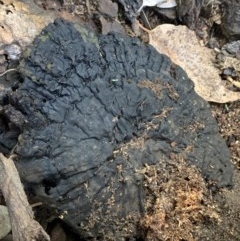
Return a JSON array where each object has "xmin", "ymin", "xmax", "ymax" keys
[{"xmin": 0, "ymin": 0, "xmax": 240, "ymax": 240}]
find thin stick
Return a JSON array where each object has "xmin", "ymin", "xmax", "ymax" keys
[
  {"xmin": 86, "ymin": 0, "xmax": 90, "ymax": 14},
  {"xmin": 136, "ymin": 20, "xmax": 151, "ymax": 34},
  {"xmin": 0, "ymin": 154, "xmax": 50, "ymax": 241},
  {"xmin": 30, "ymin": 202, "xmax": 43, "ymax": 208},
  {"xmin": 141, "ymin": 10, "xmax": 152, "ymax": 30},
  {"xmin": 0, "ymin": 68, "xmax": 17, "ymax": 77}
]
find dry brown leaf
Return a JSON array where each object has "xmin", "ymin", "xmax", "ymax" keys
[
  {"xmin": 0, "ymin": 0, "xmax": 79, "ymax": 48},
  {"xmin": 147, "ymin": 24, "xmax": 240, "ymax": 103}
]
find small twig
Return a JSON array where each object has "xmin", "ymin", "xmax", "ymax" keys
[
  {"xmin": 86, "ymin": 0, "xmax": 90, "ymax": 14},
  {"xmin": 0, "ymin": 68, "xmax": 17, "ymax": 77},
  {"xmin": 227, "ymin": 76, "xmax": 240, "ymax": 89},
  {"xmin": 137, "ymin": 20, "xmax": 151, "ymax": 34},
  {"xmin": 30, "ymin": 202, "xmax": 43, "ymax": 208}
]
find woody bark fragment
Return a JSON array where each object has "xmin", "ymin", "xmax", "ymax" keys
[{"xmin": 0, "ymin": 153, "xmax": 50, "ymax": 241}]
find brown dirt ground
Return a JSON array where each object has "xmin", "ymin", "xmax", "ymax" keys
[
  {"xmin": 1, "ymin": 0, "xmax": 240, "ymax": 240},
  {"xmin": 205, "ymin": 101, "xmax": 240, "ymax": 241}
]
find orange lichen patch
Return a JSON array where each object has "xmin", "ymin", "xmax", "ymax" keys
[
  {"xmin": 138, "ymin": 80, "xmax": 164, "ymax": 99},
  {"xmin": 140, "ymin": 156, "xmax": 220, "ymax": 241},
  {"xmin": 138, "ymin": 80, "xmax": 179, "ymax": 101}
]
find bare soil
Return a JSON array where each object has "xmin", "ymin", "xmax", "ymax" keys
[{"xmin": 205, "ymin": 101, "xmax": 240, "ymax": 241}]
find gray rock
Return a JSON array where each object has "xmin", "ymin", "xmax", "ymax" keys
[
  {"xmin": 221, "ymin": 0, "xmax": 240, "ymax": 40},
  {"xmin": 98, "ymin": 0, "xmax": 118, "ymax": 18},
  {"xmin": 222, "ymin": 40, "xmax": 240, "ymax": 58},
  {"xmin": 0, "ymin": 205, "xmax": 11, "ymax": 239}
]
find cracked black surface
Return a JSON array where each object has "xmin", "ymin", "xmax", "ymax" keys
[{"xmin": 0, "ymin": 19, "xmax": 233, "ymax": 239}]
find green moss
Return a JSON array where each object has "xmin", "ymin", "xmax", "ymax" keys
[
  {"xmin": 39, "ymin": 33, "xmax": 51, "ymax": 42},
  {"xmin": 74, "ymin": 24, "xmax": 99, "ymax": 49},
  {"xmin": 19, "ymin": 61, "xmax": 38, "ymax": 83},
  {"xmin": 47, "ymin": 63, "xmax": 52, "ymax": 71},
  {"xmin": 22, "ymin": 47, "xmax": 32, "ymax": 59}
]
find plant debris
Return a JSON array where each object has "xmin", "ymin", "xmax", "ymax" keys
[{"xmin": 140, "ymin": 156, "xmax": 220, "ymax": 241}]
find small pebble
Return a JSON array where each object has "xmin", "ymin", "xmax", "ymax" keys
[
  {"xmin": 98, "ymin": 0, "xmax": 118, "ymax": 18},
  {"xmin": 4, "ymin": 44, "xmax": 22, "ymax": 61},
  {"xmin": 223, "ymin": 68, "xmax": 233, "ymax": 76},
  {"xmin": 0, "ymin": 205, "xmax": 11, "ymax": 239}
]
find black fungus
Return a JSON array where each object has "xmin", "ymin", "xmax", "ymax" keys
[{"xmin": 0, "ymin": 19, "xmax": 233, "ymax": 240}]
